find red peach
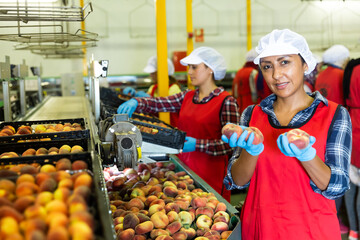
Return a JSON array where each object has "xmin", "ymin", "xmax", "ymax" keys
[
  {"xmin": 221, "ymin": 123, "xmax": 243, "ymax": 139},
  {"xmin": 244, "ymin": 126, "xmax": 264, "ymax": 145},
  {"xmin": 287, "ymin": 128, "xmax": 310, "ymax": 149}
]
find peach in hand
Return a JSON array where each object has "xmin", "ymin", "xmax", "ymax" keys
[
  {"xmin": 244, "ymin": 126, "xmax": 264, "ymax": 145},
  {"xmin": 221, "ymin": 123, "xmax": 243, "ymax": 139},
  {"xmin": 287, "ymin": 128, "xmax": 310, "ymax": 149}
]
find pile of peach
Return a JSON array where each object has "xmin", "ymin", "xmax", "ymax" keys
[
  {"xmin": 104, "ymin": 162, "xmax": 233, "ymax": 240},
  {"xmin": 0, "ymin": 145, "xmax": 84, "ymax": 159},
  {"xmin": 0, "ymin": 123, "xmax": 84, "ymax": 137},
  {"xmin": 0, "ymin": 159, "xmax": 95, "ymax": 240},
  {"xmin": 132, "ymin": 118, "xmax": 170, "ymax": 129}
]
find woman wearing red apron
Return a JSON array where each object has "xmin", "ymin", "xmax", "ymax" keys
[
  {"xmin": 222, "ymin": 29, "xmax": 352, "ymax": 239},
  {"xmin": 118, "ymin": 47, "xmax": 240, "ymax": 202}
]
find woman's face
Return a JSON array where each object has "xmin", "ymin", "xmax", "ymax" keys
[
  {"xmin": 187, "ymin": 63, "xmax": 213, "ymax": 86},
  {"xmin": 259, "ymin": 54, "xmax": 308, "ymax": 98}
]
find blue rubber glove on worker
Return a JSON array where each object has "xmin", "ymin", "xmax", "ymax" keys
[
  {"xmin": 117, "ymin": 99, "xmax": 138, "ymax": 118},
  {"xmin": 123, "ymin": 87, "xmax": 136, "ymax": 96},
  {"xmin": 277, "ymin": 133, "xmax": 316, "ymax": 161},
  {"xmin": 221, "ymin": 125, "xmax": 264, "ymax": 156},
  {"xmin": 135, "ymin": 91, "xmax": 150, "ymax": 97},
  {"xmin": 182, "ymin": 136, "xmax": 196, "ymax": 153}
]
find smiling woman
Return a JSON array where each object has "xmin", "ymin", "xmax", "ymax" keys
[{"xmin": 222, "ymin": 29, "xmax": 352, "ymax": 240}]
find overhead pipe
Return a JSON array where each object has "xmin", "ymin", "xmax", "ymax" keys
[
  {"xmin": 186, "ymin": 0, "xmax": 194, "ymax": 89},
  {"xmin": 247, "ymin": 0, "xmax": 252, "ymax": 50}
]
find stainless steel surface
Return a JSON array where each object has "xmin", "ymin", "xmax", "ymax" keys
[
  {"xmin": 19, "ymin": 79, "xmax": 26, "ymax": 116},
  {"xmin": 2, "ymin": 80, "xmax": 11, "ymax": 121},
  {"xmin": 24, "ymin": 96, "xmax": 90, "ymax": 120},
  {"xmin": 142, "ymin": 141, "xmax": 181, "ymax": 155},
  {"xmin": 37, "ymin": 76, "xmax": 43, "ymax": 102}
]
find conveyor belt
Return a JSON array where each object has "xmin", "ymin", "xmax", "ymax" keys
[{"xmin": 24, "ymin": 96, "xmax": 90, "ymax": 120}]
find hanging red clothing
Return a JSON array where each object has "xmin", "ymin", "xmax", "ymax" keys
[
  {"xmin": 232, "ymin": 62, "xmax": 258, "ymax": 113},
  {"xmin": 346, "ymin": 65, "xmax": 360, "ymax": 168},
  {"xmin": 241, "ymin": 101, "xmax": 340, "ymax": 240},
  {"xmin": 314, "ymin": 65, "xmax": 345, "ymax": 105},
  {"xmin": 177, "ymin": 90, "xmax": 231, "ymax": 201}
]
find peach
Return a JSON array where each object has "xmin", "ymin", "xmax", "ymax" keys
[
  {"xmin": 46, "ymin": 199, "xmax": 68, "ymax": 215},
  {"xmin": 173, "ymin": 200, "xmax": 189, "ymax": 211},
  {"xmin": 178, "ymin": 211, "xmax": 193, "ymax": 227},
  {"xmin": 210, "ymin": 221, "xmax": 229, "ymax": 233},
  {"xmin": 72, "ymin": 160, "xmax": 88, "ymax": 170},
  {"xmin": 147, "ymin": 177, "xmax": 160, "ymax": 186},
  {"xmin": 0, "ymin": 169, "xmax": 18, "ymax": 178},
  {"xmin": 46, "ymin": 212, "xmax": 69, "ymax": 228},
  {"xmin": 204, "ymin": 230, "xmax": 221, "ymax": 240},
  {"xmin": 135, "ymin": 221, "xmax": 154, "ymax": 235},
  {"xmin": 0, "ymin": 179, "xmax": 16, "ymax": 193},
  {"xmin": 163, "ymin": 186, "xmax": 178, "ymax": 198},
  {"xmin": 16, "ymin": 174, "xmax": 35, "ymax": 185},
  {"xmin": 187, "ymin": 208, "xmax": 196, "ymax": 222},
  {"xmin": 139, "ymin": 169, "xmax": 151, "ymax": 182},
  {"xmin": 167, "ymin": 211, "xmax": 179, "ymax": 223},
  {"xmin": 0, "ymin": 196, "xmax": 14, "ymax": 207},
  {"xmin": 0, "ymin": 128, "xmax": 14, "ymax": 136},
  {"xmin": 196, "ymin": 228, "xmax": 210, "ymax": 237},
  {"xmin": 148, "ymin": 204, "xmax": 165, "ymax": 216},
  {"xmin": 54, "ymin": 124, "xmax": 64, "ymax": 131},
  {"xmin": 35, "ymin": 148, "xmax": 48, "ymax": 156},
  {"xmin": 154, "ymin": 236, "xmax": 173, "ymax": 240},
  {"xmin": 287, "ymin": 128, "xmax": 310, "ymax": 149},
  {"xmin": 244, "ymin": 126, "xmax": 264, "ymax": 145},
  {"xmin": 3, "ymin": 125, "xmax": 15, "ymax": 134},
  {"xmin": 145, "ymin": 195, "xmax": 158, "ymax": 207},
  {"xmin": 222, "ymin": 123, "xmax": 243, "ymax": 139},
  {"xmin": 0, "ymin": 216, "xmax": 19, "ymax": 235},
  {"xmin": 123, "ymin": 212, "xmax": 140, "ymax": 230},
  {"xmin": 172, "ymin": 231, "xmax": 188, "ymax": 240},
  {"xmin": 35, "ymin": 125, "xmax": 47, "ymax": 133},
  {"xmin": 220, "ymin": 230, "xmax": 232, "ymax": 239},
  {"xmin": 150, "ymin": 229, "xmax": 170, "ymax": 239},
  {"xmin": 213, "ymin": 216, "xmax": 229, "ymax": 224},
  {"xmin": 151, "ymin": 211, "xmax": 169, "ymax": 229},
  {"xmin": 149, "ymin": 184, "xmax": 163, "ymax": 195},
  {"xmin": 35, "ymin": 172, "xmax": 52, "ymax": 186},
  {"xmin": 0, "ymin": 152, "xmax": 19, "ymax": 158},
  {"xmin": 126, "ymin": 197, "xmax": 145, "ymax": 210},
  {"xmin": 20, "ymin": 165, "xmax": 38, "ymax": 175},
  {"xmin": 74, "ymin": 172, "xmax": 92, "ymax": 188},
  {"xmin": 136, "ymin": 212, "xmax": 150, "ymax": 223},
  {"xmin": 117, "ymin": 228, "xmax": 135, "ymax": 240},
  {"xmin": 181, "ymin": 227, "xmax": 196, "ymax": 239},
  {"xmin": 47, "ymin": 226, "xmax": 69, "ymax": 240},
  {"xmin": 191, "ymin": 197, "xmax": 207, "ymax": 209},
  {"xmin": 149, "ymin": 199, "xmax": 166, "ymax": 208},
  {"xmin": 22, "ymin": 148, "xmax": 36, "ymax": 156},
  {"xmin": 68, "ymin": 221, "xmax": 93, "ymax": 240},
  {"xmin": 130, "ymin": 188, "xmax": 146, "ymax": 199},
  {"xmin": 59, "ymin": 145, "xmax": 71, "ymax": 154},
  {"xmin": 196, "ymin": 206, "xmax": 214, "ymax": 218},
  {"xmin": 68, "ymin": 195, "xmax": 88, "ymax": 214},
  {"xmin": 24, "ymin": 205, "xmax": 47, "ymax": 220},
  {"xmin": 17, "ymin": 126, "xmax": 32, "ymax": 135},
  {"xmin": 70, "ymin": 211, "xmax": 94, "ymax": 229},
  {"xmin": 39, "ymin": 178, "xmax": 57, "ymax": 192},
  {"xmin": 21, "ymin": 218, "xmax": 47, "ymax": 236},
  {"xmin": 214, "ymin": 202, "xmax": 227, "ymax": 213},
  {"xmin": 71, "ymin": 145, "xmax": 84, "ymax": 153},
  {"xmin": 48, "ymin": 147, "xmax": 59, "ymax": 153},
  {"xmin": 0, "ymin": 206, "xmax": 23, "ymax": 223},
  {"xmin": 53, "ymin": 188, "xmax": 71, "ymax": 202},
  {"xmin": 73, "ymin": 185, "xmax": 91, "ymax": 201},
  {"xmin": 35, "ymin": 191, "xmax": 53, "ymax": 206},
  {"xmin": 196, "ymin": 214, "xmax": 212, "ymax": 229},
  {"xmin": 56, "ymin": 158, "xmax": 72, "ymax": 171},
  {"xmin": 165, "ymin": 220, "xmax": 181, "ymax": 235},
  {"xmin": 40, "ymin": 164, "xmax": 56, "ymax": 173},
  {"xmin": 213, "ymin": 211, "xmax": 230, "ymax": 223},
  {"xmin": 53, "ymin": 170, "xmax": 71, "ymax": 182},
  {"xmin": 165, "ymin": 202, "xmax": 180, "ymax": 213},
  {"xmin": 63, "ymin": 126, "xmax": 72, "ymax": 131},
  {"xmin": 15, "ymin": 182, "xmax": 39, "ymax": 197},
  {"xmin": 58, "ymin": 178, "xmax": 73, "ymax": 189}
]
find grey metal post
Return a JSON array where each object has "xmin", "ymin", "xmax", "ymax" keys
[
  {"xmin": 0, "ymin": 56, "xmax": 11, "ymax": 121},
  {"xmin": 19, "ymin": 79, "xmax": 26, "ymax": 115}
]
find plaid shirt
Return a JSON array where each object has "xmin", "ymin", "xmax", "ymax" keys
[
  {"xmin": 224, "ymin": 91, "xmax": 352, "ymax": 199},
  {"xmin": 135, "ymin": 87, "xmax": 241, "ymax": 156}
]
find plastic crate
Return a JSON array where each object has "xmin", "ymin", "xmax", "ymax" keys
[
  {"xmin": 0, "ymin": 118, "xmax": 90, "ymax": 143},
  {"xmin": 130, "ymin": 114, "xmax": 186, "ymax": 149}
]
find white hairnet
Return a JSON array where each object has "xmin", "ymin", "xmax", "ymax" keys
[
  {"xmin": 253, "ymin": 29, "xmax": 316, "ymax": 75},
  {"xmin": 322, "ymin": 45, "xmax": 349, "ymax": 66},
  {"xmin": 143, "ymin": 56, "xmax": 175, "ymax": 76},
  {"xmin": 246, "ymin": 48, "xmax": 258, "ymax": 62},
  {"xmin": 180, "ymin": 47, "xmax": 227, "ymax": 80}
]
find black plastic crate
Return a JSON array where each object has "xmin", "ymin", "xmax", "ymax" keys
[
  {"xmin": 0, "ymin": 138, "xmax": 89, "ymax": 157},
  {"xmin": 0, "ymin": 118, "xmax": 90, "ymax": 143}
]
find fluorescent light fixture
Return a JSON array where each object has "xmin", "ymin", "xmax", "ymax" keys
[{"xmin": 0, "ymin": 0, "xmax": 58, "ymax": 2}]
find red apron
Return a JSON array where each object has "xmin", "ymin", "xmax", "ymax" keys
[
  {"xmin": 346, "ymin": 65, "xmax": 360, "ymax": 168},
  {"xmin": 241, "ymin": 101, "xmax": 341, "ymax": 240},
  {"xmin": 314, "ymin": 66, "xmax": 345, "ymax": 105},
  {"xmin": 177, "ymin": 90, "xmax": 231, "ymax": 201}
]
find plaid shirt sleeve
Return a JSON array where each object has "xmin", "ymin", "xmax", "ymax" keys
[
  {"xmin": 310, "ymin": 106, "xmax": 352, "ymax": 199},
  {"xmin": 196, "ymin": 96, "xmax": 241, "ymax": 156},
  {"xmin": 135, "ymin": 90, "xmax": 190, "ymax": 113}
]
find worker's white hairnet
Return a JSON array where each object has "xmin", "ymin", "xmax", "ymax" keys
[
  {"xmin": 246, "ymin": 48, "xmax": 258, "ymax": 62},
  {"xmin": 180, "ymin": 47, "xmax": 227, "ymax": 80},
  {"xmin": 144, "ymin": 56, "xmax": 175, "ymax": 76},
  {"xmin": 253, "ymin": 29, "xmax": 316, "ymax": 75},
  {"xmin": 322, "ymin": 45, "xmax": 349, "ymax": 66}
]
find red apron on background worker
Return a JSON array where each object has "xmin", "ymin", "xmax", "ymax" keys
[
  {"xmin": 222, "ymin": 29, "xmax": 352, "ymax": 239},
  {"xmin": 314, "ymin": 45, "xmax": 350, "ymax": 106},
  {"xmin": 122, "ymin": 56, "xmax": 182, "ymax": 127},
  {"xmin": 117, "ymin": 47, "xmax": 240, "ymax": 202},
  {"xmin": 232, "ymin": 49, "xmax": 259, "ymax": 113}
]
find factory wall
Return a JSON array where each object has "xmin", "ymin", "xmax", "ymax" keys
[{"xmin": 1, "ymin": 0, "xmax": 360, "ymax": 78}]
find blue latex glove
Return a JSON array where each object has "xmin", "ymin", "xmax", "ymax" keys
[
  {"xmin": 117, "ymin": 99, "xmax": 138, "ymax": 117},
  {"xmin": 221, "ymin": 125, "xmax": 264, "ymax": 156},
  {"xmin": 135, "ymin": 91, "xmax": 150, "ymax": 97},
  {"xmin": 182, "ymin": 136, "xmax": 196, "ymax": 153},
  {"xmin": 277, "ymin": 133, "xmax": 316, "ymax": 161},
  {"xmin": 123, "ymin": 87, "xmax": 136, "ymax": 96}
]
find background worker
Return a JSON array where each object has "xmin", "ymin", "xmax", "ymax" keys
[
  {"xmin": 343, "ymin": 58, "xmax": 360, "ymax": 240},
  {"xmin": 314, "ymin": 44, "xmax": 350, "ymax": 105},
  {"xmin": 222, "ymin": 29, "xmax": 352, "ymax": 239},
  {"xmin": 117, "ymin": 47, "xmax": 241, "ymax": 202},
  {"xmin": 123, "ymin": 56, "xmax": 182, "ymax": 126},
  {"xmin": 232, "ymin": 48, "xmax": 259, "ymax": 113}
]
